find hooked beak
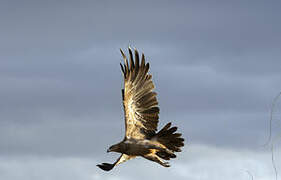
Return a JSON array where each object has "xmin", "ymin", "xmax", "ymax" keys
[{"xmin": 107, "ymin": 148, "xmax": 110, "ymax": 153}]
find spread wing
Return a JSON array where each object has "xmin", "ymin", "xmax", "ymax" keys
[
  {"xmin": 97, "ymin": 154, "xmax": 135, "ymax": 171},
  {"xmin": 120, "ymin": 48, "xmax": 159, "ymax": 139}
]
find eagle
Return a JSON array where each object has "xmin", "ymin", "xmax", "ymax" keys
[{"xmin": 97, "ymin": 48, "xmax": 184, "ymax": 171}]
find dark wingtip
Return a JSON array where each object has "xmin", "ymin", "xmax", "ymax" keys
[
  {"xmin": 120, "ymin": 48, "xmax": 124, "ymax": 55},
  {"xmin": 120, "ymin": 63, "xmax": 125, "ymax": 75},
  {"xmin": 97, "ymin": 163, "xmax": 115, "ymax": 171}
]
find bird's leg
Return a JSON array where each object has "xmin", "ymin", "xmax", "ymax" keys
[
  {"xmin": 159, "ymin": 147, "xmax": 174, "ymax": 155},
  {"xmin": 146, "ymin": 144, "xmax": 174, "ymax": 156},
  {"xmin": 140, "ymin": 140, "xmax": 174, "ymax": 157},
  {"xmin": 143, "ymin": 153, "xmax": 170, "ymax": 167}
]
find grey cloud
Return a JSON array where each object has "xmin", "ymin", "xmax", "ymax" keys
[
  {"xmin": 0, "ymin": 0, "xmax": 281, "ymax": 179},
  {"xmin": 0, "ymin": 145, "xmax": 279, "ymax": 180},
  {"xmin": 1, "ymin": 0, "xmax": 280, "ymax": 52}
]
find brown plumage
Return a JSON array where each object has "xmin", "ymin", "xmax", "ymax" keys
[{"xmin": 97, "ymin": 48, "xmax": 184, "ymax": 171}]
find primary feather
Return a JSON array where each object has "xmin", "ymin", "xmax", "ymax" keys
[{"xmin": 120, "ymin": 48, "xmax": 159, "ymax": 139}]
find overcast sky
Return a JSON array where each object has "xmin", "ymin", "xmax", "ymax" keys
[{"xmin": 1, "ymin": 0, "xmax": 281, "ymax": 179}]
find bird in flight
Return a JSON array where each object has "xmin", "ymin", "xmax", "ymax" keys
[{"xmin": 97, "ymin": 48, "xmax": 184, "ymax": 171}]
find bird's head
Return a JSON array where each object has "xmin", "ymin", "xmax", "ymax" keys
[{"xmin": 107, "ymin": 144, "xmax": 121, "ymax": 153}]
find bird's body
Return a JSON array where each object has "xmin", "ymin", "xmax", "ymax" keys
[
  {"xmin": 112, "ymin": 137, "xmax": 173, "ymax": 156},
  {"xmin": 114, "ymin": 138, "xmax": 159, "ymax": 156},
  {"xmin": 97, "ymin": 48, "xmax": 184, "ymax": 171}
]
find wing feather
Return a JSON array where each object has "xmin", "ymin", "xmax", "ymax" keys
[{"xmin": 120, "ymin": 48, "xmax": 159, "ymax": 139}]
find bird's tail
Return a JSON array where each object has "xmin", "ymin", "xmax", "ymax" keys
[{"xmin": 154, "ymin": 122, "xmax": 184, "ymax": 159}]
